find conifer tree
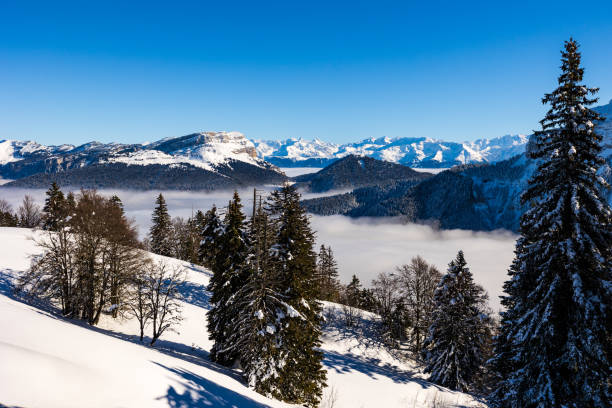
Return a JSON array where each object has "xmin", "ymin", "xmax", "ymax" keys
[
  {"xmin": 199, "ymin": 205, "xmax": 222, "ymax": 269},
  {"xmin": 316, "ymin": 245, "xmax": 340, "ymax": 301},
  {"xmin": 266, "ymin": 184, "xmax": 326, "ymax": 407},
  {"xmin": 422, "ymin": 251, "xmax": 491, "ymax": 392},
  {"xmin": 345, "ymin": 274, "xmax": 362, "ymax": 307},
  {"xmin": 207, "ymin": 192, "xmax": 249, "ymax": 365},
  {"xmin": 490, "ymin": 39, "xmax": 611, "ymax": 408},
  {"xmin": 229, "ymin": 201, "xmax": 288, "ymax": 395},
  {"xmin": 42, "ymin": 182, "xmax": 67, "ymax": 231},
  {"xmin": 149, "ymin": 193, "xmax": 173, "ymax": 257}
]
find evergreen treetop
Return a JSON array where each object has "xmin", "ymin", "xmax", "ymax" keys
[
  {"xmin": 207, "ymin": 191, "xmax": 250, "ymax": 365},
  {"xmin": 422, "ymin": 250, "xmax": 491, "ymax": 393},
  {"xmin": 42, "ymin": 182, "xmax": 67, "ymax": 231},
  {"xmin": 149, "ymin": 193, "xmax": 173, "ymax": 257},
  {"xmin": 491, "ymin": 39, "xmax": 611, "ymax": 408}
]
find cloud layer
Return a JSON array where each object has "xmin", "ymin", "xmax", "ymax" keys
[{"xmin": 1, "ymin": 187, "xmax": 517, "ymax": 310}]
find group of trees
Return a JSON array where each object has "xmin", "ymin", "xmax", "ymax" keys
[
  {"xmin": 341, "ymin": 252, "xmax": 494, "ymax": 394},
  {"xmin": 16, "ymin": 184, "xmax": 184, "ymax": 346},
  {"xmin": 199, "ymin": 186, "xmax": 326, "ymax": 407},
  {"xmin": 147, "ymin": 193, "xmax": 202, "ymax": 264},
  {"xmin": 0, "ymin": 194, "xmax": 44, "ymax": 228}
]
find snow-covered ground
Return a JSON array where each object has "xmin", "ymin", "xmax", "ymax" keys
[{"xmin": 0, "ymin": 227, "xmax": 486, "ymax": 408}]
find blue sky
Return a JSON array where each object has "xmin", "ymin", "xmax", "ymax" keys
[{"xmin": 1, "ymin": 1, "xmax": 611, "ymax": 145}]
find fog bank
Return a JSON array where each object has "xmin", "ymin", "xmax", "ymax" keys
[{"xmin": 0, "ymin": 187, "xmax": 517, "ymax": 310}]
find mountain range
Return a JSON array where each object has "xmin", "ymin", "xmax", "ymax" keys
[
  {"xmin": 301, "ymin": 100, "xmax": 612, "ymax": 231},
  {"xmin": 1, "ymin": 100, "xmax": 610, "ymax": 226},
  {"xmin": 0, "ymin": 132, "xmax": 285, "ymax": 190},
  {"xmin": 253, "ymin": 133, "xmax": 530, "ymax": 168}
]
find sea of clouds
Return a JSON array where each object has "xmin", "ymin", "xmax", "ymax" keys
[{"xmin": 1, "ymin": 187, "xmax": 517, "ymax": 311}]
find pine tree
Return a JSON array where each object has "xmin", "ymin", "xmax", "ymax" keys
[
  {"xmin": 422, "ymin": 251, "xmax": 491, "ymax": 392},
  {"xmin": 230, "ymin": 202, "xmax": 288, "ymax": 395},
  {"xmin": 266, "ymin": 184, "xmax": 326, "ymax": 407},
  {"xmin": 345, "ymin": 274, "xmax": 362, "ymax": 307},
  {"xmin": 149, "ymin": 193, "xmax": 173, "ymax": 257},
  {"xmin": 207, "ymin": 191, "xmax": 249, "ymax": 365},
  {"xmin": 316, "ymin": 245, "xmax": 340, "ymax": 301},
  {"xmin": 490, "ymin": 39, "xmax": 611, "ymax": 408},
  {"xmin": 42, "ymin": 182, "xmax": 67, "ymax": 231},
  {"xmin": 199, "ymin": 205, "xmax": 223, "ymax": 269}
]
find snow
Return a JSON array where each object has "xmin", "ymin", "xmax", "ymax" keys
[
  {"xmin": 254, "ymin": 134, "xmax": 530, "ymax": 168},
  {"xmin": 106, "ymin": 132, "xmax": 268, "ymax": 172},
  {"xmin": 0, "ymin": 227, "xmax": 486, "ymax": 408}
]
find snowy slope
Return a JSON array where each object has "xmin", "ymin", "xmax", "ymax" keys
[
  {"xmin": 0, "ymin": 227, "xmax": 485, "ymax": 408},
  {"xmin": 109, "ymin": 132, "xmax": 268, "ymax": 171},
  {"xmin": 0, "ymin": 139, "xmax": 74, "ymax": 165},
  {"xmin": 254, "ymin": 134, "xmax": 529, "ymax": 168}
]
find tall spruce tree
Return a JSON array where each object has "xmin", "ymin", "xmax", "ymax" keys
[
  {"xmin": 490, "ymin": 39, "xmax": 611, "ymax": 408},
  {"xmin": 422, "ymin": 251, "xmax": 491, "ymax": 392},
  {"xmin": 42, "ymin": 182, "xmax": 67, "ymax": 231},
  {"xmin": 229, "ymin": 201, "xmax": 288, "ymax": 395},
  {"xmin": 149, "ymin": 194, "xmax": 173, "ymax": 257},
  {"xmin": 207, "ymin": 191, "xmax": 249, "ymax": 365},
  {"xmin": 266, "ymin": 184, "xmax": 326, "ymax": 407},
  {"xmin": 199, "ymin": 206, "xmax": 222, "ymax": 269}
]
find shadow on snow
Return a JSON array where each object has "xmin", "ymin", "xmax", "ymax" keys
[{"xmin": 153, "ymin": 362, "xmax": 275, "ymax": 408}]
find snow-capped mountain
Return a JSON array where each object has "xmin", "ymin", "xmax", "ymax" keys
[
  {"xmin": 0, "ymin": 140, "xmax": 74, "ymax": 165},
  {"xmin": 0, "ymin": 132, "xmax": 285, "ymax": 190},
  {"xmin": 253, "ymin": 134, "xmax": 530, "ymax": 168},
  {"xmin": 302, "ymin": 100, "xmax": 612, "ymax": 231},
  {"xmin": 106, "ymin": 132, "xmax": 266, "ymax": 172}
]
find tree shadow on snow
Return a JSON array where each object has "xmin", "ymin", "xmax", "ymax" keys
[
  {"xmin": 152, "ymin": 362, "xmax": 274, "ymax": 408},
  {"xmin": 323, "ymin": 350, "xmax": 437, "ymax": 389},
  {"xmin": 179, "ymin": 280, "xmax": 212, "ymax": 310},
  {"xmin": 0, "ymin": 268, "xmax": 60, "ymax": 319}
]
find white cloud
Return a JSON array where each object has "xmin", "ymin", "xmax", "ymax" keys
[{"xmin": 310, "ymin": 216, "xmax": 516, "ymax": 311}]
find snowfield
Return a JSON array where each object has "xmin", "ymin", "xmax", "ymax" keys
[{"xmin": 0, "ymin": 228, "xmax": 485, "ymax": 408}]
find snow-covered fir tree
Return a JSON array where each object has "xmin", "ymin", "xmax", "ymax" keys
[
  {"xmin": 199, "ymin": 205, "xmax": 223, "ymax": 269},
  {"xmin": 490, "ymin": 39, "xmax": 611, "ymax": 408},
  {"xmin": 422, "ymin": 250, "xmax": 491, "ymax": 392},
  {"xmin": 149, "ymin": 193, "xmax": 173, "ymax": 257},
  {"xmin": 229, "ymin": 202, "xmax": 288, "ymax": 396},
  {"xmin": 265, "ymin": 184, "xmax": 326, "ymax": 407},
  {"xmin": 207, "ymin": 191, "xmax": 249, "ymax": 366}
]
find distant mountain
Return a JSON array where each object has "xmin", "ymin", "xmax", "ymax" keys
[
  {"xmin": 302, "ymin": 157, "xmax": 533, "ymax": 231},
  {"xmin": 0, "ymin": 132, "xmax": 286, "ymax": 190},
  {"xmin": 293, "ymin": 155, "xmax": 432, "ymax": 193},
  {"xmin": 302, "ymin": 99, "xmax": 612, "ymax": 231},
  {"xmin": 254, "ymin": 134, "xmax": 529, "ymax": 168}
]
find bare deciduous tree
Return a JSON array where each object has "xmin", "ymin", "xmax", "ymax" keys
[
  {"xmin": 126, "ymin": 265, "xmax": 153, "ymax": 342},
  {"xmin": 396, "ymin": 256, "xmax": 442, "ymax": 353},
  {"xmin": 18, "ymin": 195, "xmax": 42, "ymax": 228},
  {"xmin": 147, "ymin": 261, "xmax": 184, "ymax": 346}
]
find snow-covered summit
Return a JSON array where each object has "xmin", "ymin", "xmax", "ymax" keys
[
  {"xmin": 0, "ymin": 132, "xmax": 281, "ymax": 183},
  {"xmin": 254, "ymin": 134, "xmax": 530, "ymax": 168},
  {"xmin": 107, "ymin": 132, "xmax": 266, "ymax": 171},
  {"xmin": 0, "ymin": 139, "xmax": 74, "ymax": 165}
]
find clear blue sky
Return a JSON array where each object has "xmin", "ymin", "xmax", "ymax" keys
[{"xmin": 1, "ymin": 1, "xmax": 611, "ymax": 145}]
